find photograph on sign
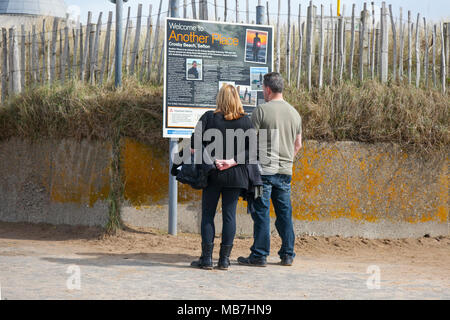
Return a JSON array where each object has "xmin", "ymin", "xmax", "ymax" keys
[
  {"xmin": 237, "ymin": 85, "xmax": 257, "ymax": 106},
  {"xmin": 163, "ymin": 18, "xmax": 273, "ymax": 138},
  {"xmin": 186, "ymin": 58, "xmax": 203, "ymax": 80},
  {"xmin": 244, "ymin": 29, "xmax": 269, "ymax": 64},
  {"xmin": 250, "ymin": 67, "xmax": 268, "ymax": 91}
]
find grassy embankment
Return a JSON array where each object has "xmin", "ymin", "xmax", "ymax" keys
[
  {"xmin": 0, "ymin": 78, "xmax": 448, "ymax": 155},
  {"xmin": 0, "ymin": 78, "xmax": 448, "ymax": 231}
]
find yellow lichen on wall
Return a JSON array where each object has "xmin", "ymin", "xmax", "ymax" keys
[
  {"xmin": 49, "ymin": 170, "xmax": 110, "ymax": 207},
  {"xmin": 120, "ymin": 138, "xmax": 448, "ymax": 225},
  {"xmin": 41, "ymin": 141, "xmax": 111, "ymax": 207},
  {"xmin": 436, "ymin": 161, "xmax": 448, "ymax": 223},
  {"xmin": 121, "ymin": 138, "xmax": 201, "ymax": 207},
  {"xmin": 289, "ymin": 143, "xmax": 447, "ymax": 224}
]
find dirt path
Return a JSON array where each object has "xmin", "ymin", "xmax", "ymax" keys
[{"xmin": 0, "ymin": 222, "xmax": 449, "ymax": 300}]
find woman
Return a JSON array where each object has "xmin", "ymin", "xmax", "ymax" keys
[{"xmin": 190, "ymin": 84, "xmax": 254, "ymax": 270}]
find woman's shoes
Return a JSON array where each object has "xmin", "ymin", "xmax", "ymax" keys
[
  {"xmin": 191, "ymin": 243, "xmax": 234, "ymax": 270},
  {"xmin": 190, "ymin": 242, "xmax": 214, "ymax": 270},
  {"xmin": 217, "ymin": 244, "xmax": 233, "ymax": 270}
]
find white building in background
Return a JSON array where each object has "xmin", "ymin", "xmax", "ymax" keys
[{"xmin": 0, "ymin": 0, "xmax": 67, "ymax": 28}]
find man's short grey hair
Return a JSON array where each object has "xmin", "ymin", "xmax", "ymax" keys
[{"xmin": 263, "ymin": 72, "xmax": 284, "ymax": 93}]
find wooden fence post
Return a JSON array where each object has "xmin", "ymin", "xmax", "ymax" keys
[
  {"xmin": 145, "ymin": 12, "xmax": 154, "ymax": 77},
  {"xmin": 276, "ymin": 0, "xmax": 281, "ymax": 73},
  {"xmin": 40, "ymin": 20, "xmax": 46, "ymax": 83},
  {"xmin": 214, "ymin": 0, "xmax": 218, "ymax": 21},
  {"xmin": 62, "ymin": 26, "xmax": 69, "ymax": 83},
  {"xmin": 88, "ymin": 23, "xmax": 95, "ymax": 84},
  {"xmin": 223, "ymin": 0, "xmax": 227, "ymax": 22},
  {"xmin": 2, "ymin": 28, "xmax": 8, "ymax": 102},
  {"xmin": 389, "ymin": 4, "xmax": 397, "ymax": 82},
  {"xmin": 27, "ymin": 31, "xmax": 31, "ymax": 85},
  {"xmin": 440, "ymin": 23, "xmax": 446, "ymax": 94},
  {"xmin": 246, "ymin": 0, "xmax": 249, "ymax": 24},
  {"xmin": 9, "ymin": 27, "xmax": 21, "ymax": 94},
  {"xmin": 326, "ymin": 21, "xmax": 330, "ymax": 69},
  {"xmin": 81, "ymin": 12, "xmax": 92, "ymax": 81},
  {"xmin": 358, "ymin": 3, "xmax": 366, "ymax": 82},
  {"xmin": 100, "ymin": 11, "xmax": 113, "ymax": 85},
  {"xmin": 349, "ymin": 4, "xmax": 356, "ymax": 80},
  {"xmin": 407, "ymin": 10, "xmax": 412, "ymax": 84},
  {"xmin": 71, "ymin": 27, "xmax": 76, "ymax": 79},
  {"xmin": 203, "ymin": 0, "xmax": 209, "ymax": 20},
  {"xmin": 306, "ymin": 1, "xmax": 313, "ymax": 90},
  {"xmin": 287, "ymin": 0, "xmax": 291, "ymax": 83},
  {"xmin": 398, "ymin": 7, "xmax": 404, "ymax": 80},
  {"xmin": 157, "ymin": 1, "xmax": 170, "ymax": 84},
  {"xmin": 20, "ymin": 25, "xmax": 25, "ymax": 89},
  {"xmin": 92, "ymin": 13, "xmax": 103, "ymax": 82},
  {"xmin": 198, "ymin": 0, "xmax": 203, "ymax": 20},
  {"xmin": 415, "ymin": 13, "xmax": 421, "ymax": 87},
  {"xmin": 59, "ymin": 28, "xmax": 63, "ymax": 81},
  {"xmin": 330, "ymin": 5, "xmax": 335, "ymax": 85},
  {"xmin": 125, "ymin": 21, "xmax": 133, "ymax": 76},
  {"xmin": 79, "ymin": 23, "xmax": 84, "ymax": 79},
  {"xmin": 72, "ymin": 26, "xmax": 79, "ymax": 80},
  {"xmin": 292, "ymin": 23, "xmax": 296, "ymax": 74},
  {"xmin": 31, "ymin": 25, "xmax": 39, "ymax": 83},
  {"xmin": 296, "ymin": 4, "xmax": 303, "ymax": 89},
  {"xmin": 130, "ymin": 4, "xmax": 142, "ymax": 75},
  {"xmin": 139, "ymin": 6, "xmax": 152, "ymax": 82},
  {"xmin": 423, "ymin": 18, "xmax": 429, "ymax": 87},
  {"xmin": 191, "ymin": 0, "xmax": 197, "ymax": 20},
  {"xmin": 148, "ymin": 0, "xmax": 163, "ymax": 81},
  {"xmin": 432, "ymin": 24, "xmax": 437, "ymax": 88},
  {"xmin": 370, "ymin": 2, "xmax": 376, "ymax": 79},
  {"xmin": 379, "ymin": 2, "xmax": 388, "ymax": 83},
  {"xmin": 50, "ymin": 18, "xmax": 58, "ymax": 84},
  {"xmin": 338, "ymin": 5, "xmax": 345, "ymax": 82},
  {"xmin": 318, "ymin": 4, "xmax": 324, "ymax": 88}
]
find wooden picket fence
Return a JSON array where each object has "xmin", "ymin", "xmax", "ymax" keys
[{"xmin": 0, "ymin": 0, "xmax": 448, "ymax": 103}]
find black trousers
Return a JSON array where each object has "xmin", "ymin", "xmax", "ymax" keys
[{"xmin": 201, "ymin": 184, "xmax": 242, "ymax": 246}]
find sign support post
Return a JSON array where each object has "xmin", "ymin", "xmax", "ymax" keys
[
  {"xmin": 168, "ymin": 0, "xmax": 179, "ymax": 236},
  {"xmin": 256, "ymin": 0, "xmax": 265, "ymax": 25},
  {"xmin": 109, "ymin": 0, "xmax": 128, "ymax": 88}
]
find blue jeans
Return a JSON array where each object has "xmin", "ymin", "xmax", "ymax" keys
[{"xmin": 250, "ymin": 174, "xmax": 296, "ymax": 259}]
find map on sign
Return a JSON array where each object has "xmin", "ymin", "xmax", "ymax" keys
[{"xmin": 163, "ymin": 18, "xmax": 274, "ymax": 138}]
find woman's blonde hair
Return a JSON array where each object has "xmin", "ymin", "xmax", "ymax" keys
[{"xmin": 215, "ymin": 84, "xmax": 245, "ymax": 120}]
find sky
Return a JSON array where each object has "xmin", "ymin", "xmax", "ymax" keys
[{"xmin": 64, "ymin": 0, "xmax": 449, "ymax": 25}]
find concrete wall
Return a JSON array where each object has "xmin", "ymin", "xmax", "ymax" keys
[
  {"xmin": 0, "ymin": 138, "xmax": 111, "ymax": 226},
  {"xmin": 120, "ymin": 138, "xmax": 449, "ymax": 239},
  {"xmin": 0, "ymin": 137, "xmax": 448, "ymax": 238}
]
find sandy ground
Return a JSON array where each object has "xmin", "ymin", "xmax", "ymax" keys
[{"xmin": 0, "ymin": 221, "xmax": 449, "ymax": 300}]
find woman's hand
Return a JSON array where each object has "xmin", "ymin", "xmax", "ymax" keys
[{"xmin": 215, "ymin": 159, "xmax": 238, "ymax": 171}]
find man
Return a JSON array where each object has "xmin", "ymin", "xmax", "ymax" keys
[
  {"xmin": 252, "ymin": 33, "xmax": 261, "ymax": 62},
  {"xmin": 188, "ymin": 61, "xmax": 199, "ymax": 79},
  {"xmin": 238, "ymin": 72, "xmax": 302, "ymax": 267}
]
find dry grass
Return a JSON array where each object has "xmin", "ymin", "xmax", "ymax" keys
[
  {"xmin": 0, "ymin": 78, "xmax": 167, "ymax": 148},
  {"xmin": 285, "ymin": 80, "xmax": 449, "ymax": 157},
  {"xmin": 0, "ymin": 78, "xmax": 448, "ymax": 157}
]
